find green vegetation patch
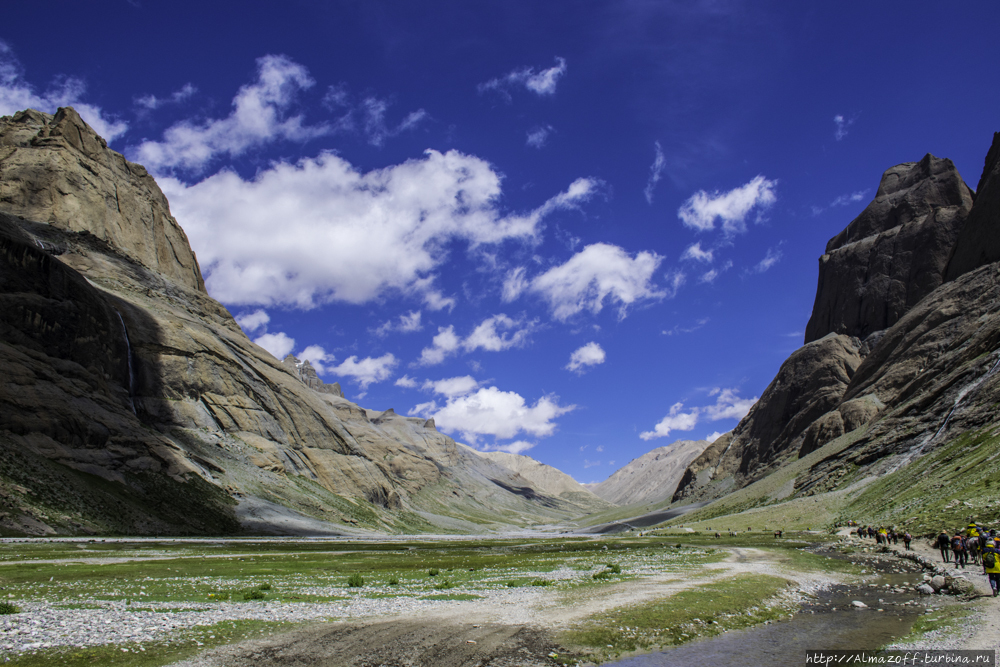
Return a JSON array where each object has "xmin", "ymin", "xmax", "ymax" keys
[
  {"xmin": 888, "ymin": 604, "xmax": 978, "ymax": 647},
  {"xmin": 562, "ymin": 574, "xmax": 794, "ymax": 660},
  {"xmin": 419, "ymin": 593, "xmax": 482, "ymax": 601}
]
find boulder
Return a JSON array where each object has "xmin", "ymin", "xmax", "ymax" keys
[
  {"xmin": 930, "ymin": 575, "xmax": 946, "ymax": 592},
  {"xmin": 916, "ymin": 583, "xmax": 936, "ymax": 595}
]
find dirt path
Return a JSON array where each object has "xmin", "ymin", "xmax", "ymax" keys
[{"xmin": 170, "ymin": 547, "xmax": 846, "ymax": 667}]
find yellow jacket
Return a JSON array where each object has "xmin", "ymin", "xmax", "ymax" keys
[{"xmin": 983, "ymin": 545, "xmax": 1000, "ymax": 574}]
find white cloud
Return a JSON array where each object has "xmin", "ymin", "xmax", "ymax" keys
[
  {"xmin": 702, "ymin": 388, "xmax": 757, "ymax": 421},
  {"xmin": 394, "ymin": 375, "xmax": 418, "ymax": 389},
  {"xmin": 662, "ymin": 318, "xmax": 709, "ymax": 336},
  {"xmin": 700, "ymin": 260, "xmax": 732, "ymax": 284},
  {"xmin": 418, "ymin": 325, "xmax": 462, "ymax": 366},
  {"xmin": 583, "ymin": 459, "xmax": 601, "ymax": 468},
  {"xmin": 463, "ymin": 314, "xmax": 537, "ymax": 352},
  {"xmin": 331, "ymin": 353, "xmax": 397, "ymax": 390},
  {"xmin": 0, "ymin": 41, "xmax": 127, "ymax": 141},
  {"xmin": 526, "ymin": 125, "xmax": 553, "ymax": 148},
  {"xmin": 163, "ymin": 150, "xmax": 597, "ymax": 309},
  {"xmin": 751, "ymin": 247, "xmax": 782, "ymax": 274},
  {"xmin": 640, "ymin": 402, "xmax": 699, "ymax": 441},
  {"xmin": 706, "ymin": 431, "xmax": 724, "ymax": 443},
  {"xmin": 133, "ymin": 55, "xmax": 327, "ymax": 172},
  {"xmin": 566, "ymin": 342, "xmax": 606, "ymax": 374},
  {"xmin": 411, "ymin": 386, "xmax": 574, "ymax": 444},
  {"xmin": 530, "ymin": 243, "xmax": 666, "ymax": 321},
  {"xmin": 479, "ymin": 57, "xmax": 567, "ymax": 99},
  {"xmin": 298, "ymin": 344, "xmax": 336, "ymax": 374},
  {"xmin": 254, "ymin": 331, "xmax": 295, "ymax": 359},
  {"xmin": 834, "ymin": 114, "xmax": 856, "ymax": 141},
  {"xmin": 483, "ymin": 440, "xmax": 535, "ymax": 455},
  {"xmin": 640, "ymin": 388, "xmax": 755, "ymax": 441},
  {"xmin": 664, "ymin": 269, "xmax": 686, "ymax": 298},
  {"xmin": 596, "ymin": 445, "xmax": 604, "ymax": 452},
  {"xmin": 831, "ymin": 190, "xmax": 869, "ymax": 207},
  {"xmin": 375, "ymin": 310, "xmax": 423, "ymax": 337},
  {"xmin": 681, "ymin": 242, "xmax": 713, "ymax": 263},
  {"xmin": 644, "ymin": 141, "xmax": 666, "ymax": 204},
  {"xmin": 135, "ymin": 83, "xmax": 196, "ymax": 111},
  {"xmin": 502, "ymin": 267, "xmax": 530, "ymax": 302},
  {"xmin": 678, "ymin": 175, "xmax": 777, "ymax": 234},
  {"xmin": 423, "ymin": 375, "xmax": 480, "ymax": 398},
  {"xmin": 361, "ymin": 97, "xmax": 428, "ymax": 147},
  {"xmin": 236, "ymin": 309, "xmax": 270, "ymax": 334}
]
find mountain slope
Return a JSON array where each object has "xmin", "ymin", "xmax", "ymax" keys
[
  {"xmin": 476, "ymin": 450, "xmax": 612, "ymax": 513},
  {"xmin": 589, "ymin": 439, "xmax": 711, "ymax": 506},
  {"xmin": 0, "ymin": 107, "xmax": 596, "ymax": 536}
]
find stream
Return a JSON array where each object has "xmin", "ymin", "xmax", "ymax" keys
[{"xmin": 606, "ymin": 554, "xmax": 937, "ymax": 666}]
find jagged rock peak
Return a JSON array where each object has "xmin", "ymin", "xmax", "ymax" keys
[
  {"xmin": 0, "ymin": 107, "xmax": 205, "ymax": 292},
  {"xmin": 804, "ymin": 153, "xmax": 973, "ymax": 344},
  {"xmin": 945, "ymin": 132, "xmax": 1000, "ymax": 281},
  {"xmin": 280, "ymin": 354, "xmax": 344, "ymax": 397}
]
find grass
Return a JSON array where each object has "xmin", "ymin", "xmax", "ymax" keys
[
  {"xmin": 561, "ymin": 574, "xmax": 794, "ymax": 660},
  {"xmin": 0, "ymin": 600, "xmax": 20, "ymax": 614},
  {"xmin": 887, "ymin": 604, "xmax": 980, "ymax": 647},
  {"xmin": 346, "ymin": 573, "xmax": 364, "ymax": 588}
]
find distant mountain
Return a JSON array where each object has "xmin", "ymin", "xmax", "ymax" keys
[
  {"xmin": 589, "ymin": 439, "xmax": 711, "ymax": 506},
  {"xmin": 0, "ymin": 107, "xmax": 600, "ymax": 536},
  {"xmin": 476, "ymin": 450, "xmax": 612, "ymax": 513}
]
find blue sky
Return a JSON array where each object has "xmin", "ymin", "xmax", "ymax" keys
[{"xmin": 2, "ymin": 1, "xmax": 998, "ymax": 483}]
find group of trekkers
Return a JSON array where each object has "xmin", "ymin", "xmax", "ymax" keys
[
  {"xmin": 855, "ymin": 525, "xmax": 913, "ymax": 550},
  {"xmin": 855, "ymin": 521, "xmax": 1000, "ymax": 597},
  {"xmin": 932, "ymin": 522, "xmax": 1000, "ymax": 598}
]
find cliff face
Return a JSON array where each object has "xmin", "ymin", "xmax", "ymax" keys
[
  {"xmin": 0, "ymin": 108, "xmax": 590, "ymax": 536},
  {"xmin": 804, "ymin": 154, "xmax": 973, "ymax": 344},
  {"xmin": 675, "ymin": 139, "xmax": 999, "ymax": 506}
]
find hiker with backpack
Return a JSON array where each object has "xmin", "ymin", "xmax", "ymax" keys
[
  {"xmin": 952, "ymin": 531, "xmax": 967, "ymax": 568},
  {"xmin": 982, "ymin": 538, "xmax": 1000, "ymax": 597},
  {"xmin": 903, "ymin": 531, "xmax": 912, "ymax": 550},
  {"xmin": 937, "ymin": 529, "xmax": 952, "ymax": 562}
]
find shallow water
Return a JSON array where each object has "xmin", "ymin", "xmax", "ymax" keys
[{"xmin": 607, "ymin": 572, "xmax": 929, "ymax": 666}]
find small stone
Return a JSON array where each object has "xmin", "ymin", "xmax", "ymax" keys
[{"xmin": 852, "ymin": 601, "xmax": 868, "ymax": 608}]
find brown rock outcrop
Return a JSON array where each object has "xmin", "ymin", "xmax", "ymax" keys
[
  {"xmin": 0, "ymin": 108, "xmax": 205, "ymax": 292},
  {"xmin": 590, "ymin": 439, "xmax": 711, "ymax": 506},
  {"xmin": 945, "ymin": 132, "xmax": 1000, "ymax": 280},
  {"xmin": 804, "ymin": 154, "xmax": 973, "ymax": 344}
]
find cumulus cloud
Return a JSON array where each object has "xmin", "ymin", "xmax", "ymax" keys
[
  {"xmin": 418, "ymin": 326, "xmax": 462, "ymax": 366},
  {"xmin": 640, "ymin": 388, "xmax": 757, "ymax": 441},
  {"xmin": 530, "ymin": 243, "xmax": 666, "ymax": 320},
  {"xmin": 483, "ymin": 440, "xmax": 535, "ymax": 455},
  {"xmin": 236, "ymin": 309, "xmax": 270, "ymax": 334},
  {"xmin": 566, "ymin": 342, "xmax": 606, "ymax": 374},
  {"xmin": 423, "ymin": 375, "xmax": 481, "ymax": 398},
  {"xmin": 464, "ymin": 314, "xmax": 537, "ymax": 352},
  {"xmin": 681, "ymin": 242, "xmax": 713, "ymax": 263},
  {"xmin": 644, "ymin": 141, "xmax": 666, "ymax": 204},
  {"xmin": 0, "ymin": 41, "xmax": 127, "ymax": 141},
  {"xmin": 640, "ymin": 402, "xmax": 699, "ymax": 441},
  {"xmin": 254, "ymin": 331, "xmax": 295, "ymax": 359},
  {"xmin": 331, "ymin": 353, "xmax": 397, "ymax": 390},
  {"xmin": 417, "ymin": 315, "xmax": 536, "ymax": 366},
  {"xmin": 411, "ymin": 386, "xmax": 573, "ymax": 444},
  {"xmin": 526, "ymin": 125, "xmax": 553, "ymax": 148},
  {"xmin": 135, "ymin": 83, "xmax": 196, "ymax": 111},
  {"xmin": 479, "ymin": 57, "xmax": 567, "ymax": 99},
  {"xmin": 298, "ymin": 344, "xmax": 336, "ymax": 374},
  {"xmin": 163, "ymin": 150, "xmax": 598, "ymax": 309},
  {"xmin": 133, "ymin": 55, "xmax": 327, "ymax": 172},
  {"xmin": 678, "ymin": 175, "xmax": 777, "ymax": 235},
  {"xmin": 394, "ymin": 375, "xmax": 418, "ymax": 389},
  {"xmin": 706, "ymin": 431, "xmax": 724, "ymax": 443},
  {"xmin": 375, "ymin": 310, "xmax": 423, "ymax": 337}
]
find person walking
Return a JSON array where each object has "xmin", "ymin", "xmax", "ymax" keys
[
  {"xmin": 903, "ymin": 531, "xmax": 912, "ymax": 550},
  {"xmin": 937, "ymin": 529, "xmax": 951, "ymax": 562},
  {"xmin": 952, "ymin": 531, "xmax": 967, "ymax": 568},
  {"xmin": 982, "ymin": 537, "xmax": 1000, "ymax": 597}
]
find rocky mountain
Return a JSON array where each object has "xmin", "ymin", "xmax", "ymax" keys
[
  {"xmin": 673, "ymin": 134, "xmax": 1000, "ymax": 507},
  {"xmin": 0, "ymin": 108, "xmax": 601, "ymax": 536},
  {"xmin": 589, "ymin": 439, "xmax": 711, "ymax": 507},
  {"xmin": 476, "ymin": 450, "xmax": 612, "ymax": 513}
]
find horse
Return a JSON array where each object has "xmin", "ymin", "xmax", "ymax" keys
[{"xmin": 966, "ymin": 535, "xmax": 982, "ymax": 566}]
